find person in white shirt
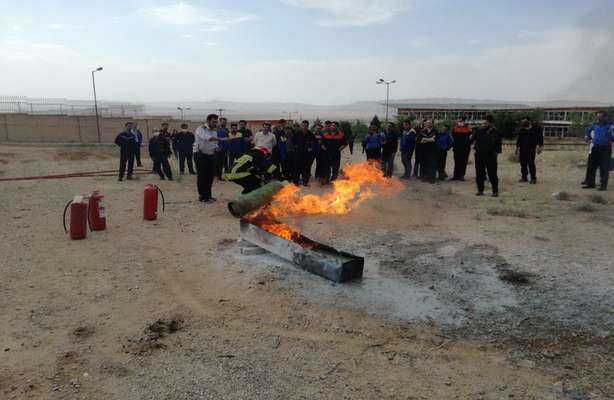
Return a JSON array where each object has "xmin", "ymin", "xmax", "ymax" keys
[
  {"xmin": 193, "ymin": 114, "xmax": 227, "ymax": 203},
  {"xmin": 253, "ymin": 121, "xmax": 277, "ymax": 153}
]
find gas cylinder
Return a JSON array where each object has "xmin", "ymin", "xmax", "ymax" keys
[
  {"xmin": 144, "ymin": 184, "xmax": 165, "ymax": 220},
  {"xmin": 63, "ymin": 196, "xmax": 88, "ymax": 240},
  {"xmin": 88, "ymin": 189, "xmax": 106, "ymax": 231}
]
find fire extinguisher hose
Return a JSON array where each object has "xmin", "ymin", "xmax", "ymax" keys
[
  {"xmin": 62, "ymin": 199, "xmax": 72, "ymax": 233},
  {"xmin": 155, "ymin": 185, "xmax": 166, "ymax": 213}
]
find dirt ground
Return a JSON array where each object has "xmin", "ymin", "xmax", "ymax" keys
[{"xmin": 0, "ymin": 143, "xmax": 613, "ymax": 400}]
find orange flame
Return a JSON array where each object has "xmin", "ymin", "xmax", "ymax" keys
[{"xmin": 247, "ymin": 162, "xmax": 404, "ymax": 241}]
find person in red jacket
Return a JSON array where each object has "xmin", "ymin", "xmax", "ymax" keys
[
  {"xmin": 451, "ymin": 116, "xmax": 473, "ymax": 181},
  {"xmin": 321, "ymin": 121, "xmax": 347, "ymax": 184}
]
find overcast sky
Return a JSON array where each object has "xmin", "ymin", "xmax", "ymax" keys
[{"xmin": 1, "ymin": 0, "xmax": 613, "ymax": 104}]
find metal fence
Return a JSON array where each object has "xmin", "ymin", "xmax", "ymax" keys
[{"xmin": 0, "ymin": 96, "xmax": 145, "ymax": 118}]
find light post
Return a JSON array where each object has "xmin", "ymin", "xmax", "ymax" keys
[
  {"xmin": 282, "ymin": 111, "xmax": 298, "ymax": 122},
  {"xmin": 216, "ymin": 108, "xmax": 226, "ymax": 117},
  {"xmin": 177, "ymin": 106, "xmax": 191, "ymax": 120},
  {"xmin": 91, "ymin": 67, "xmax": 103, "ymax": 143},
  {"xmin": 376, "ymin": 78, "xmax": 396, "ymax": 123}
]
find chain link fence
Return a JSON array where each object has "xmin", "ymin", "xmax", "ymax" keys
[{"xmin": 0, "ymin": 96, "xmax": 145, "ymax": 118}]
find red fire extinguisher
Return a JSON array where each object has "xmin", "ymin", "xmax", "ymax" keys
[
  {"xmin": 144, "ymin": 184, "xmax": 165, "ymax": 220},
  {"xmin": 88, "ymin": 189, "xmax": 106, "ymax": 231},
  {"xmin": 63, "ymin": 196, "xmax": 88, "ymax": 240}
]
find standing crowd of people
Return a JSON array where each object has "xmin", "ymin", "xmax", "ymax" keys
[{"xmin": 114, "ymin": 110, "xmax": 613, "ymax": 201}]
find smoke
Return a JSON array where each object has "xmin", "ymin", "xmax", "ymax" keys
[{"xmin": 559, "ymin": 3, "xmax": 614, "ymax": 102}]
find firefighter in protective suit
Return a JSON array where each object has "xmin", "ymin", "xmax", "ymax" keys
[{"xmin": 226, "ymin": 146, "xmax": 278, "ymax": 194}]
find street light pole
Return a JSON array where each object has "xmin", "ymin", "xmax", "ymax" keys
[
  {"xmin": 92, "ymin": 67, "xmax": 103, "ymax": 143},
  {"xmin": 177, "ymin": 107, "xmax": 191, "ymax": 120},
  {"xmin": 376, "ymin": 78, "xmax": 396, "ymax": 123}
]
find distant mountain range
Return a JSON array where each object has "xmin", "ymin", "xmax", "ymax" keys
[{"xmin": 144, "ymin": 98, "xmax": 614, "ymax": 121}]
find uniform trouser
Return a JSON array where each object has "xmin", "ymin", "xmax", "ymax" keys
[
  {"xmin": 437, "ymin": 150, "xmax": 448, "ymax": 180},
  {"xmin": 420, "ymin": 151, "xmax": 437, "ymax": 183},
  {"xmin": 283, "ymin": 153, "xmax": 294, "ymax": 181},
  {"xmin": 134, "ymin": 145, "xmax": 142, "ymax": 166},
  {"xmin": 519, "ymin": 148, "xmax": 537, "ymax": 180},
  {"xmin": 414, "ymin": 147, "xmax": 422, "ymax": 177},
  {"xmin": 453, "ymin": 143, "xmax": 470, "ymax": 179},
  {"xmin": 178, "ymin": 151, "xmax": 194, "ymax": 174},
  {"xmin": 382, "ymin": 152, "xmax": 396, "ymax": 177},
  {"xmin": 401, "ymin": 149, "xmax": 414, "ymax": 178},
  {"xmin": 314, "ymin": 152, "xmax": 325, "ymax": 178},
  {"xmin": 366, "ymin": 148, "xmax": 381, "ymax": 162},
  {"xmin": 292, "ymin": 152, "xmax": 311, "ymax": 185},
  {"xmin": 215, "ymin": 150, "xmax": 228, "ymax": 179},
  {"xmin": 326, "ymin": 151, "xmax": 342, "ymax": 182},
  {"xmin": 475, "ymin": 152, "xmax": 499, "ymax": 194},
  {"xmin": 153, "ymin": 156, "xmax": 172, "ymax": 179},
  {"xmin": 586, "ymin": 144, "xmax": 612, "ymax": 188},
  {"xmin": 119, "ymin": 149, "xmax": 135, "ymax": 178},
  {"xmin": 232, "ymin": 175, "xmax": 262, "ymax": 194},
  {"xmin": 349, "ymin": 142, "xmax": 354, "ymax": 155},
  {"xmin": 195, "ymin": 153, "xmax": 215, "ymax": 200}
]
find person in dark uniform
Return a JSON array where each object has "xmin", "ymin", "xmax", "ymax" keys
[
  {"xmin": 215, "ymin": 117, "xmax": 230, "ymax": 180},
  {"xmin": 471, "ymin": 115, "xmax": 502, "ymax": 196},
  {"xmin": 114, "ymin": 121, "xmax": 137, "ymax": 181},
  {"xmin": 400, "ymin": 120, "xmax": 416, "ymax": 179},
  {"xmin": 282, "ymin": 125, "xmax": 295, "ymax": 181},
  {"xmin": 175, "ymin": 123, "xmax": 195, "ymax": 175},
  {"xmin": 515, "ymin": 118, "xmax": 544, "ymax": 184},
  {"xmin": 148, "ymin": 128, "xmax": 173, "ymax": 180},
  {"xmin": 381, "ymin": 122, "xmax": 399, "ymax": 178},
  {"xmin": 226, "ymin": 146, "xmax": 278, "ymax": 194},
  {"xmin": 131, "ymin": 122, "xmax": 144, "ymax": 167},
  {"xmin": 416, "ymin": 120, "xmax": 438, "ymax": 183},
  {"xmin": 228, "ymin": 122, "xmax": 247, "ymax": 167},
  {"xmin": 362, "ymin": 124, "xmax": 384, "ymax": 162},
  {"xmin": 313, "ymin": 123, "xmax": 325, "ymax": 181},
  {"xmin": 436, "ymin": 125, "xmax": 453, "ymax": 180},
  {"xmin": 583, "ymin": 111, "xmax": 613, "ymax": 191},
  {"xmin": 292, "ymin": 120, "xmax": 316, "ymax": 186},
  {"xmin": 238, "ymin": 120, "xmax": 253, "ymax": 148},
  {"xmin": 413, "ymin": 119, "xmax": 427, "ymax": 177},
  {"xmin": 321, "ymin": 121, "xmax": 347, "ymax": 183},
  {"xmin": 451, "ymin": 117, "xmax": 472, "ymax": 181}
]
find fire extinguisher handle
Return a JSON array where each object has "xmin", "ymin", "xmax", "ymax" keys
[
  {"xmin": 63, "ymin": 199, "xmax": 72, "ymax": 233},
  {"xmin": 156, "ymin": 185, "xmax": 166, "ymax": 213}
]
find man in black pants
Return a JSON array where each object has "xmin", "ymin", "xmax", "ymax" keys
[
  {"xmin": 194, "ymin": 114, "xmax": 227, "ymax": 203},
  {"xmin": 416, "ymin": 119, "xmax": 437, "ymax": 183},
  {"xmin": 451, "ymin": 117, "xmax": 472, "ymax": 180},
  {"xmin": 471, "ymin": 115, "xmax": 502, "ymax": 197},
  {"xmin": 148, "ymin": 129, "xmax": 173, "ymax": 180},
  {"xmin": 114, "ymin": 122, "xmax": 137, "ymax": 181},
  {"xmin": 131, "ymin": 122, "xmax": 144, "ymax": 167},
  {"xmin": 516, "ymin": 119, "xmax": 544, "ymax": 184},
  {"xmin": 292, "ymin": 120, "xmax": 317, "ymax": 186},
  {"xmin": 321, "ymin": 121, "xmax": 347, "ymax": 183},
  {"xmin": 175, "ymin": 123, "xmax": 195, "ymax": 175},
  {"xmin": 583, "ymin": 111, "xmax": 613, "ymax": 191},
  {"xmin": 381, "ymin": 122, "xmax": 399, "ymax": 178}
]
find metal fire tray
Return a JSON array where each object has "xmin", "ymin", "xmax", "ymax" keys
[{"xmin": 239, "ymin": 219, "xmax": 364, "ymax": 283}]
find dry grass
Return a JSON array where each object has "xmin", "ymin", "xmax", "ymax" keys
[
  {"xmin": 53, "ymin": 149, "xmax": 114, "ymax": 161},
  {"xmin": 588, "ymin": 194, "xmax": 608, "ymax": 205},
  {"xmin": 487, "ymin": 207, "xmax": 530, "ymax": 218},
  {"xmin": 553, "ymin": 191, "xmax": 571, "ymax": 201},
  {"xmin": 574, "ymin": 202, "xmax": 596, "ymax": 212}
]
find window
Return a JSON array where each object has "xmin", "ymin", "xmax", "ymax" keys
[
  {"xmin": 543, "ymin": 126, "xmax": 569, "ymax": 137},
  {"xmin": 544, "ymin": 111, "xmax": 566, "ymax": 121}
]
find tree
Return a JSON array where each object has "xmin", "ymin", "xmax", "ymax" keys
[
  {"xmin": 568, "ymin": 115, "xmax": 588, "ymax": 138},
  {"xmin": 351, "ymin": 120, "xmax": 369, "ymax": 141},
  {"xmin": 339, "ymin": 121, "xmax": 353, "ymax": 140},
  {"xmin": 370, "ymin": 115, "xmax": 381, "ymax": 130},
  {"xmin": 492, "ymin": 111, "xmax": 519, "ymax": 139}
]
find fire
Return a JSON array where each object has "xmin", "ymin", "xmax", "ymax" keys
[{"xmin": 247, "ymin": 162, "xmax": 404, "ymax": 241}]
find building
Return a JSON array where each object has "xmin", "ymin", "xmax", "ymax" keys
[{"xmin": 391, "ymin": 103, "xmax": 610, "ymax": 137}]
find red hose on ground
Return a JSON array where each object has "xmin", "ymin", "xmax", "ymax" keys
[{"xmin": 0, "ymin": 169, "xmax": 152, "ymax": 182}]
